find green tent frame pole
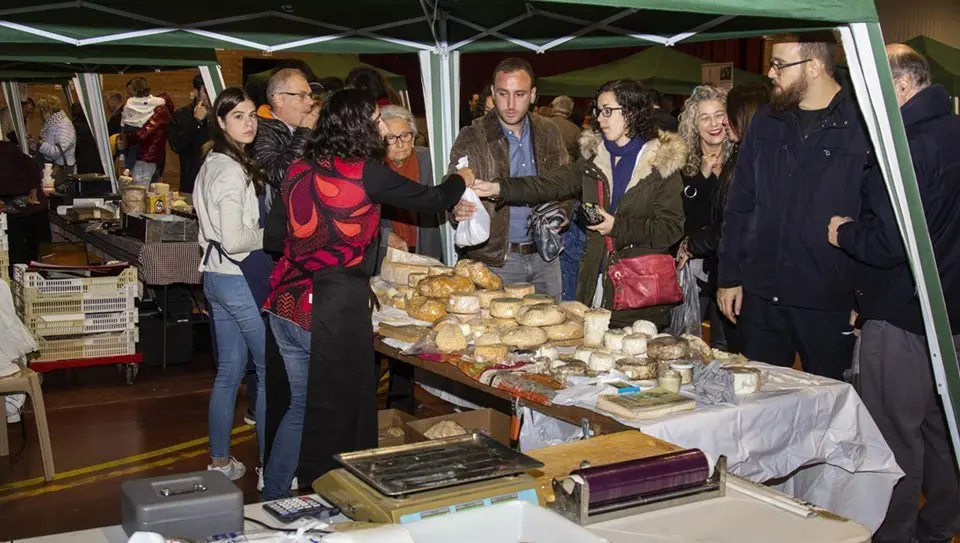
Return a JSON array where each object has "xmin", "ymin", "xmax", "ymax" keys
[
  {"xmin": 199, "ymin": 65, "xmax": 226, "ymax": 102},
  {"xmin": 2, "ymin": 81, "xmax": 29, "ymax": 155},
  {"xmin": 72, "ymin": 73, "xmax": 117, "ymax": 191},
  {"xmin": 418, "ymin": 20, "xmax": 460, "ymax": 266},
  {"xmin": 841, "ymin": 23, "xmax": 960, "ymax": 464}
]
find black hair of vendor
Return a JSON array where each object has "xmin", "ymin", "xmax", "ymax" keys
[{"xmin": 306, "ymin": 88, "xmax": 385, "ymax": 162}]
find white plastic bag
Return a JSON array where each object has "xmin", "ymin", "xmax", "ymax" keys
[{"xmin": 455, "ymin": 188, "xmax": 490, "ymax": 247}]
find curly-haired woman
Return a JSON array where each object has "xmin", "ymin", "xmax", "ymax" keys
[
  {"xmin": 471, "ymin": 79, "xmax": 687, "ymax": 328},
  {"xmin": 260, "ymin": 88, "xmax": 466, "ymax": 497}
]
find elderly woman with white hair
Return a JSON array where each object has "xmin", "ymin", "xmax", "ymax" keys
[{"xmin": 377, "ymin": 104, "xmax": 444, "ymax": 262}]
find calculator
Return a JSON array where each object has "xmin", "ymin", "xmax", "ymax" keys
[{"xmin": 262, "ymin": 496, "xmax": 340, "ymax": 524}]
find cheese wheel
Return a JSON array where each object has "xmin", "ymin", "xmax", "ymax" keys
[
  {"xmin": 559, "ymin": 301, "xmax": 589, "ymax": 322},
  {"xmin": 447, "ymin": 293, "xmax": 481, "ymax": 315},
  {"xmin": 631, "ymin": 320, "xmax": 659, "ymax": 338},
  {"xmin": 391, "ymin": 295, "xmax": 408, "ymax": 310},
  {"xmin": 603, "ymin": 330, "xmax": 628, "ymax": 353},
  {"xmin": 491, "ymin": 317, "xmax": 519, "ymax": 330},
  {"xmin": 646, "ymin": 336, "xmax": 689, "ymax": 360},
  {"xmin": 501, "ymin": 326, "xmax": 548, "ymax": 349},
  {"xmin": 474, "ymin": 331, "xmax": 502, "ymax": 346},
  {"xmin": 418, "ymin": 275, "xmax": 476, "ymax": 298},
  {"xmin": 535, "ymin": 345, "xmax": 560, "ymax": 361},
  {"xmin": 504, "ymin": 282, "xmax": 536, "ymax": 299},
  {"xmin": 583, "ymin": 309, "xmax": 612, "ymax": 347},
  {"xmin": 573, "ymin": 347, "xmax": 596, "ymax": 364},
  {"xmin": 544, "ymin": 320, "xmax": 584, "ymax": 341},
  {"xmin": 516, "ymin": 304, "xmax": 566, "ymax": 327},
  {"xmin": 729, "ymin": 366, "xmax": 762, "ymax": 395},
  {"xmin": 476, "ymin": 290, "xmax": 505, "ymax": 309},
  {"xmin": 428, "ymin": 266, "xmax": 454, "ymax": 276},
  {"xmin": 589, "ymin": 351, "xmax": 617, "ymax": 372},
  {"xmin": 681, "ymin": 334, "xmax": 713, "ymax": 361},
  {"xmin": 474, "ymin": 343, "xmax": 510, "ymax": 363},
  {"xmin": 407, "ymin": 272, "xmax": 429, "ymax": 288},
  {"xmin": 406, "ymin": 296, "xmax": 447, "ymax": 323},
  {"xmin": 436, "ymin": 324, "xmax": 467, "ymax": 353},
  {"xmin": 621, "ymin": 334, "xmax": 648, "ymax": 356},
  {"xmin": 489, "ymin": 298, "xmax": 523, "ymax": 319},
  {"xmin": 465, "ymin": 261, "xmax": 504, "ymax": 290},
  {"xmin": 551, "ymin": 360, "xmax": 588, "ymax": 380},
  {"xmin": 616, "ymin": 357, "xmax": 658, "ymax": 380},
  {"xmin": 453, "ymin": 259, "xmax": 477, "ymax": 277},
  {"xmin": 523, "ymin": 294, "xmax": 555, "ymax": 306},
  {"xmin": 397, "ymin": 286, "xmax": 417, "ymax": 301}
]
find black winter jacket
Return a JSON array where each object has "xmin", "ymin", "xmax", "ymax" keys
[
  {"xmin": 168, "ymin": 104, "xmax": 210, "ymax": 194},
  {"xmin": 837, "ymin": 85, "xmax": 960, "ymax": 335},
  {"xmin": 687, "ymin": 145, "xmax": 739, "ymax": 286},
  {"xmin": 717, "ymin": 87, "xmax": 874, "ymax": 311}
]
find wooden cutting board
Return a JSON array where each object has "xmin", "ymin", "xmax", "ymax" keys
[{"xmin": 525, "ymin": 430, "xmax": 681, "ymax": 502}]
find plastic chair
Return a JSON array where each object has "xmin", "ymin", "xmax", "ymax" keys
[{"xmin": 0, "ymin": 367, "xmax": 55, "ymax": 481}]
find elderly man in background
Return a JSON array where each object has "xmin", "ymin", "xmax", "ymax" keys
[
  {"xmin": 548, "ymin": 95, "xmax": 581, "ymax": 161},
  {"xmin": 378, "ymin": 104, "xmax": 444, "ymax": 262},
  {"xmin": 829, "ymin": 44, "xmax": 960, "ymax": 543}
]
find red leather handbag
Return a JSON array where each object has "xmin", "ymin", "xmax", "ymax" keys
[{"xmin": 596, "ymin": 179, "xmax": 682, "ymax": 311}]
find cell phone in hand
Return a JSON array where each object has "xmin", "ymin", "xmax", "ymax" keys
[{"xmin": 580, "ymin": 203, "xmax": 606, "ymax": 226}]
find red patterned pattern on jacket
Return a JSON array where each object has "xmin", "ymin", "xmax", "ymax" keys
[{"xmin": 264, "ymin": 156, "xmax": 381, "ymax": 330}]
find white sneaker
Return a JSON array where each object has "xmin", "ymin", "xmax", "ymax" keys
[
  {"xmin": 208, "ymin": 457, "xmax": 246, "ymax": 481},
  {"xmin": 256, "ymin": 466, "xmax": 299, "ymax": 492},
  {"xmin": 5, "ymin": 394, "xmax": 25, "ymax": 424}
]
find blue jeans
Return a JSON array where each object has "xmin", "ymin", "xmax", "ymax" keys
[
  {"xmin": 560, "ymin": 212, "xmax": 586, "ymax": 302},
  {"xmin": 262, "ymin": 314, "xmax": 311, "ymax": 500},
  {"xmin": 205, "ymin": 272, "xmax": 266, "ymax": 462}
]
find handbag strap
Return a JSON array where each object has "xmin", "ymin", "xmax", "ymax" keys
[{"xmin": 596, "ymin": 177, "xmax": 616, "ymax": 255}]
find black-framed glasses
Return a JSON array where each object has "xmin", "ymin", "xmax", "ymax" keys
[
  {"xmin": 769, "ymin": 58, "xmax": 812, "ymax": 75},
  {"xmin": 593, "ymin": 106, "xmax": 624, "ymax": 118},
  {"xmin": 385, "ymin": 132, "xmax": 414, "ymax": 145},
  {"xmin": 273, "ymin": 91, "xmax": 312, "ymax": 101}
]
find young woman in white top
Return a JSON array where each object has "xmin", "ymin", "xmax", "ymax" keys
[{"xmin": 193, "ymin": 87, "xmax": 266, "ymax": 480}]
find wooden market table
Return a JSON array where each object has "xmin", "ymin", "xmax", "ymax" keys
[{"xmin": 374, "ymin": 338, "xmax": 628, "ymax": 435}]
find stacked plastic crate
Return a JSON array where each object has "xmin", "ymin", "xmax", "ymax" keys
[
  {"xmin": 13, "ymin": 264, "xmax": 139, "ymax": 363},
  {"xmin": 0, "ymin": 212, "xmax": 8, "ymax": 283}
]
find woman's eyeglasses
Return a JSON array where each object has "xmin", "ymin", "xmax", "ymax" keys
[
  {"xmin": 385, "ymin": 132, "xmax": 414, "ymax": 145},
  {"xmin": 593, "ymin": 106, "xmax": 624, "ymax": 118}
]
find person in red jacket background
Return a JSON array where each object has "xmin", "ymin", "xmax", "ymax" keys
[{"xmin": 121, "ymin": 77, "xmax": 174, "ymax": 185}]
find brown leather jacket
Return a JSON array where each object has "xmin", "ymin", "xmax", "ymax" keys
[{"xmin": 446, "ymin": 111, "xmax": 569, "ymax": 267}]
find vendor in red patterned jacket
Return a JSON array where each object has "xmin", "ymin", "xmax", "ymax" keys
[{"xmin": 259, "ymin": 88, "xmax": 467, "ymax": 497}]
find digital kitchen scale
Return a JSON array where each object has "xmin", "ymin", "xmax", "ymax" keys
[{"xmin": 313, "ymin": 433, "xmax": 544, "ymax": 525}]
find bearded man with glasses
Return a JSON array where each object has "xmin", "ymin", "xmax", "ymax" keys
[{"xmin": 716, "ymin": 31, "xmax": 873, "ymax": 380}]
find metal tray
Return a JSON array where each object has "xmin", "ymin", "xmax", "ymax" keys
[{"xmin": 334, "ymin": 433, "xmax": 543, "ymax": 497}]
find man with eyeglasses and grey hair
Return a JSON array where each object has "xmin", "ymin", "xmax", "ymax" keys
[
  {"xmin": 717, "ymin": 31, "xmax": 872, "ymax": 380},
  {"xmin": 827, "ymin": 44, "xmax": 960, "ymax": 543}
]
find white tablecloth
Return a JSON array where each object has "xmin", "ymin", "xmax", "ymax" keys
[{"xmin": 549, "ymin": 363, "xmax": 903, "ymax": 533}]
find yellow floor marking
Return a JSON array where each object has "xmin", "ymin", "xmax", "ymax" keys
[
  {"xmin": 0, "ymin": 424, "xmax": 253, "ymax": 493},
  {"xmin": 0, "ymin": 433, "xmax": 256, "ymax": 503}
]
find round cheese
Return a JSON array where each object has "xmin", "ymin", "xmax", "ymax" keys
[
  {"xmin": 474, "ymin": 331, "xmax": 502, "ymax": 346},
  {"xmin": 465, "ymin": 261, "xmax": 504, "ymax": 290},
  {"xmin": 474, "ymin": 343, "xmax": 510, "ymax": 363},
  {"xmin": 491, "ymin": 318, "xmax": 519, "ymax": 330},
  {"xmin": 397, "ymin": 286, "xmax": 417, "ymax": 301},
  {"xmin": 391, "ymin": 294, "xmax": 408, "ymax": 310},
  {"xmin": 544, "ymin": 320, "xmax": 584, "ymax": 341},
  {"xmin": 647, "ymin": 336, "xmax": 689, "ymax": 360},
  {"xmin": 489, "ymin": 298, "xmax": 523, "ymax": 319},
  {"xmin": 516, "ymin": 304, "xmax": 566, "ymax": 327},
  {"xmin": 433, "ymin": 317, "xmax": 472, "ymax": 338},
  {"xmin": 523, "ymin": 294, "xmax": 555, "ymax": 306},
  {"xmin": 621, "ymin": 334, "xmax": 648, "ymax": 356},
  {"xmin": 588, "ymin": 351, "xmax": 617, "ymax": 373},
  {"xmin": 407, "ymin": 272, "xmax": 429, "ymax": 288},
  {"xmin": 501, "ymin": 326, "xmax": 548, "ymax": 349},
  {"xmin": 616, "ymin": 357, "xmax": 658, "ymax": 380},
  {"xmin": 406, "ymin": 296, "xmax": 447, "ymax": 323},
  {"xmin": 476, "ymin": 290, "xmax": 506, "ymax": 309},
  {"xmin": 583, "ymin": 309, "xmax": 612, "ymax": 347},
  {"xmin": 418, "ymin": 275, "xmax": 476, "ymax": 298},
  {"xmin": 504, "ymin": 283, "xmax": 536, "ymax": 299},
  {"xmin": 573, "ymin": 347, "xmax": 596, "ymax": 364},
  {"xmin": 631, "ymin": 320, "xmax": 659, "ymax": 338},
  {"xmin": 603, "ymin": 329, "xmax": 628, "ymax": 352},
  {"xmin": 436, "ymin": 324, "xmax": 467, "ymax": 353},
  {"xmin": 559, "ymin": 301, "xmax": 589, "ymax": 322},
  {"xmin": 681, "ymin": 334, "xmax": 713, "ymax": 361},
  {"xmin": 453, "ymin": 259, "xmax": 477, "ymax": 278},
  {"xmin": 551, "ymin": 360, "xmax": 588, "ymax": 380},
  {"xmin": 535, "ymin": 345, "xmax": 560, "ymax": 361},
  {"xmin": 447, "ymin": 293, "xmax": 481, "ymax": 315}
]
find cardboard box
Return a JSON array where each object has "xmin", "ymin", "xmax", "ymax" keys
[
  {"xmin": 408, "ymin": 408, "xmax": 512, "ymax": 446},
  {"xmin": 377, "ymin": 409, "xmax": 424, "ymax": 448}
]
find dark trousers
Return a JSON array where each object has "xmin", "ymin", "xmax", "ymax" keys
[
  {"xmin": 738, "ymin": 290, "xmax": 854, "ymax": 380},
  {"xmin": 699, "ymin": 283, "xmax": 741, "ymax": 353},
  {"xmin": 859, "ymin": 320, "xmax": 960, "ymax": 543},
  {"xmin": 7, "ymin": 210, "xmax": 51, "ymax": 266}
]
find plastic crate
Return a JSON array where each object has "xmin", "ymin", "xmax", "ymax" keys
[
  {"xmin": 13, "ymin": 264, "xmax": 138, "ymax": 299},
  {"xmin": 24, "ymin": 310, "xmax": 138, "ymax": 337},
  {"xmin": 31, "ymin": 329, "xmax": 139, "ymax": 363},
  {"xmin": 0, "ymin": 212, "xmax": 6, "ymax": 231},
  {"xmin": 15, "ymin": 284, "xmax": 136, "ymax": 317},
  {"xmin": 0, "ymin": 250, "xmax": 8, "ymax": 283}
]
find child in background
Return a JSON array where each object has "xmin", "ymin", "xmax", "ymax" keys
[{"xmin": 121, "ymin": 77, "xmax": 165, "ymax": 186}]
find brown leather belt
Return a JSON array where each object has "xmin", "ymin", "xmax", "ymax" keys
[{"xmin": 508, "ymin": 242, "xmax": 538, "ymax": 255}]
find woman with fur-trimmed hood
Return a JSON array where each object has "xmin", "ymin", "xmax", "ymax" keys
[{"xmin": 471, "ymin": 79, "xmax": 687, "ymax": 328}]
